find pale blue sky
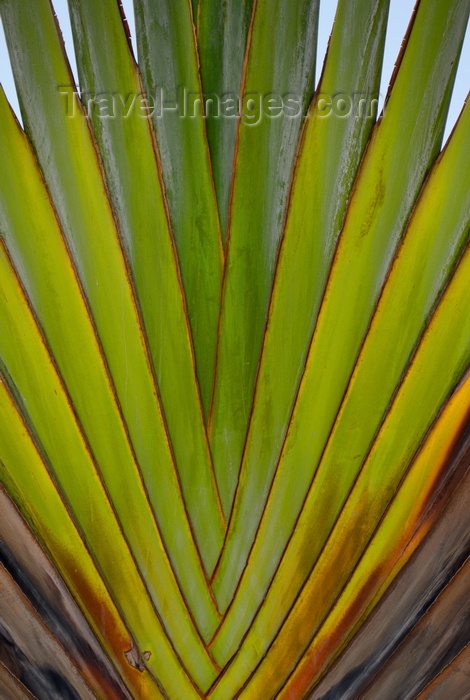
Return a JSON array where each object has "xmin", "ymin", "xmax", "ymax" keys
[{"xmin": 0, "ymin": 0, "xmax": 468, "ymax": 141}]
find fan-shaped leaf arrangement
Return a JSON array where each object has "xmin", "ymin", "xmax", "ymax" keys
[{"xmin": 0, "ymin": 0, "xmax": 469, "ymax": 698}]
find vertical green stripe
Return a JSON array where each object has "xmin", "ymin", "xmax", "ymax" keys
[{"xmin": 209, "ymin": 0, "xmax": 320, "ymax": 516}]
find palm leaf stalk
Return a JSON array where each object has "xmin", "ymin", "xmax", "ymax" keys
[{"xmin": 0, "ymin": 0, "xmax": 468, "ymax": 698}]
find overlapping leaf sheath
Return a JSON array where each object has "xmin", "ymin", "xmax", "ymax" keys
[
  {"xmin": 0, "ymin": 561, "xmax": 97, "ymax": 700},
  {"xmin": 0, "ymin": 375, "xmax": 167, "ymax": 698},
  {"xmin": 0, "ymin": 246, "xmax": 215, "ymax": 695},
  {"xmin": 360, "ymin": 556, "xmax": 470, "ymax": 699},
  {"xmin": 0, "ymin": 487, "xmax": 128, "ymax": 699},
  {"xmin": 0, "ymin": 0, "xmax": 468, "ymax": 696},
  {"xmin": 135, "ymin": 0, "xmax": 224, "ymax": 417},
  {"xmin": 68, "ymin": 0, "xmax": 225, "ymax": 576},
  {"xmin": 209, "ymin": 244, "xmax": 470, "ymax": 695},
  {"xmin": 0, "ymin": 94, "xmax": 221, "ymax": 695},
  {"xmin": 209, "ymin": 0, "xmax": 470, "ymax": 666},
  {"xmin": 198, "ymin": 0, "xmax": 255, "ymax": 237},
  {"xmin": 308, "ymin": 429, "xmax": 470, "ymax": 699},
  {"xmin": 301, "ymin": 412, "xmax": 470, "ymax": 699},
  {"xmin": 0, "ymin": 0, "xmax": 222, "ymax": 647},
  {"xmin": 215, "ymin": 94, "xmax": 470, "ymax": 687},
  {"xmin": 212, "ymin": 0, "xmax": 390, "ymax": 611},
  {"xmin": 209, "ymin": 0, "xmax": 320, "ymax": 516}
]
